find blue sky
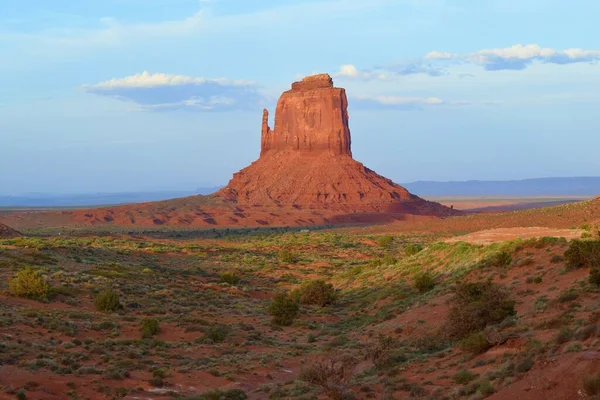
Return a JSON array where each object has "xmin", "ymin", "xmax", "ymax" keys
[{"xmin": 1, "ymin": 0, "xmax": 599, "ymax": 194}]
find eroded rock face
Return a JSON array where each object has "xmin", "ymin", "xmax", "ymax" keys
[
  {"xmin": 260, "ymin": 74, "xmax": 351, "ymax": 157},
  {"xmin": 218, "ymin": 73, "xmax": 458, "ymax": 218}
]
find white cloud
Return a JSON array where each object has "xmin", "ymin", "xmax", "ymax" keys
[
  {"xmin": 82, "ymin": 71, "xmax": 264, "ymax": 112},
  {"xmin": 427, "ymin": 44, "xmax": 600, "ymax": 70}
]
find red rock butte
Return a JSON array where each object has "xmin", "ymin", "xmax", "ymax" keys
[
  {"xmin": 216, "ymin": 73, "xmax": 456, "ymax": 218},
  {"xmin": 0, "ymin": 74, "xmax": 460, "ymax": 229}
]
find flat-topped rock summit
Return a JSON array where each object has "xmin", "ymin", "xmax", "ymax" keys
[{"xmin": 261, "ymin": 74, "xmax": 351, "ymax": 156}]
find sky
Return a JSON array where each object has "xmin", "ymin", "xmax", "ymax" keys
[{"xmin": 1, "ymin": 0, "xmax": 599, "ymax": 195}]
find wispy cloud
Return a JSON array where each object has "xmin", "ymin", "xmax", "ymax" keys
[
  {"xmin": 335, "ymin": 61, "xmax": 443, "ymax": 80},
  {"xmin": 336, "ymin": 44, "xmax": 600, "ymax": 81},
  {"xmin": 350, "ymin": 95, "xmax": 496, "ymax": 110},
  {"xmin": 425, "ymin": 44, "xmax": 600, "ymax": 71},
  {"xmin": 82, "ymin": 71, "xmax": 265, "ymax": 112}
]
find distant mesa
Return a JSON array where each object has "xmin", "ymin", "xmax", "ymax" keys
[{"xmin": 2, "ymin": 74, "xmax": 460, "ymax": 229}]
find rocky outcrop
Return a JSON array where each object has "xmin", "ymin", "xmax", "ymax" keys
[
  {"xmin": 260, "ymin": 74, "xmax": 352, "ymax": 157},
  {"xmin": 218, "ymin": 74, "xmax": 458, "ymax": 218},
  {"xmin": 0, "ymin": 222, "xmax": 21, "ymax": 237}
]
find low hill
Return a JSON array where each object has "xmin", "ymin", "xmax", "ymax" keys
[{"xmin": 0, "ymin": 223, "xmax": 20, "ymax": 237}]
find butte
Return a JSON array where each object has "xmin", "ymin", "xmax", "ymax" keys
[{"xmin": 0, "ymin": 74, "xmax": 459, "ymax": 229}]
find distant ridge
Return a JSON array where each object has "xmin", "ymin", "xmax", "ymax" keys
[
  {"xmin": 403, "ymin": 177, "xmax": 600, "ymax": 196},
  {"xmin": 0, "ymin": 188, "xmax": 221, "ymax": 207}
]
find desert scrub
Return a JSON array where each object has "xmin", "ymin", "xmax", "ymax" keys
[
  {"xmin": 414, "ymin": 271, "xmax": 436, "ymax": 293},
  {"xmin": 9, "ymin": 267, "xmax": 50, "ymax": 300},
  {"xmin": 140, "ymin": 318, "xmax": 160, "ymax": 339},
  {"xmin": 269, "ymin": 293, "xmax": 299, "ymax": 326},
  {"xmin": 404, "ymin": 243, "xmax": 424, "ymax": 256},
  {"xmin": 202, "ymin": 325, "xmax": 231, "ymax": 343},
  {"xmin": 279, "ymin": 249, "xmax": 297, "ymax": 264},
  {"xmin": 292, "ymin": 280, "xmax": 336, "ymax": 307},
  {"xmin": 219, "ymin": 272, "xmax": 241, "ymax": 285},
  {"xmin": 94, "ymin": 290, "xmax": 121, "ymax": 312},
  {"xmin": 446, "ymin": 281, "xmax": 516, "ymax": 339},
  {"xmin": 459, "ymin": 332, "xmax": 491, "ymax": 355},
  {"xmin": 564, "ymin": 239, "xmax": 600, "ymax": 269},
  {"xmin": 452, "ymin": 369, "xmax": 478, "ymax": 385},
  {"xmin": 590, "ymin": 268, "xmax": 600, "ymax": 287},
  {"xmin": 376, "ymin": 235, "xmax": 394, "ymax": 248}
]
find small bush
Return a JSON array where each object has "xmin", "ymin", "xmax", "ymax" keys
[
  {"xmin": 459, "ymin": 332, "xmax": 491, "ymax": 355},
  {"xmin": 376, "ymin": 235, "xmax": 393, "ymax": 248},
  {"xmin": 583, "ymin": 372, "xmax": 600, "ymax": 396},
  {"xmin": 550, "ymin": 255, "xmax": 564, "ymax": 264},
  {"xmin": 414, "ymin": 271, "xmax": 436, "ymax": 293},
  {"xmin": 94, "ymin": 290, "xmax": 121, "ymax": 312},
  {"xmin": 381, "ymin": 253, "xmax": 397, "ymax": 265},
  {"xmin": 555, "ymin": 327, "xmax": 573, "ymax": 344},
  {"xmin": 492, "ymin": 251, "xmax": 512, "ymax": 267},
  {"xmin": 219, "ymin": 272, "xmax": 241, "ymax": 285},
  {"xmin": 300, "ymin": 354, "xmax": 357, "ymax": 400},
  {"xmin": 564, "ymin": 240, "xmax": 600, "ymax": 269},
  {"xmin": 590, "ymin": 268, "xmax": 600, "ymax": 287},
  {"xmin": 557, "ymin": 290, "xmax": 578, "ymax": 303},
  {"xmin": 9, "ymin": 267, "xmax": 50, "ymax": 300},
  {"xmin": 141, "ymin": 318, "xmax": 160, "ymax": 339},
  {"xmin": 446, "ymin": 281, "xmax": 516, "ymax": 339},
  {"xmin": 452, "ymin": 369, "xmax": 478, "ymax": 385},
  {"xmin": 269, "ymin": 293, "xmax": 299, "ymax": 326},
  {"xmin": 293, "ymin": 280, "xmax": 336, "ymax": 307},
  {"xmin": 404, "ymin": 243, "xmax": 424, "ymax": 256},
  {"xmin": 515, "ymin": 357, "xmax": 533, "ymax": 373},
  {"xmin": 279, "ymin": 249, "xmax": 297, "ymax": 264},
  {"xmin": 203, "ymin": 325, "xmax": 231, "ymax": 343}
]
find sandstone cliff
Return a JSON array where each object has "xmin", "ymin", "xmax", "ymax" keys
[{"xmin": 218, "ymin": 74, "xmax": 457, "ymax": 217}]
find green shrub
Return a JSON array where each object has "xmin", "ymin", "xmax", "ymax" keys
[
  {"xmin": 376, "ymin": 235, "xmax": 393, "ymax": 248},
  {"xmin": 515, "ymin": 357, "xmax": 533, "ymax": 373},
  {"xmin": 9, "ymin": 267, "xmax": 50, "ymax": 300},
  {"xmin": 491, "ymin": 251, "xmax": 512, "ymax": 267},
  {"xmin": 203, "ymin": 325, "xmax": 231, "ymax": 343},
  {"xmin": 555, "ymin": 327, "xmax": 573, "ymax": 344},
  {"xmin": 557, "ymin": 290, "xmax": 578, "ymax": 303},
  {"xmin": 550, "ymin": 255, "xmax": 564, "ymax": 264},
  {"xmin": 141, "ymin": 318, "xmax": 160, "ymax": 339},
  {"xmin": 583, "ymin": 372, "xmax": 600, "ymax": 396},
  {"xmin": 446, "ymin": 281, "xmax": 516, "ymax": 339},
  {"xmin": 459, "ymin": 332, "xmax": 491, "ymax": 355},
  {"xmin": 452, "ymin": 369, "xmax": 478, "ymax": 385},
  {"xmin": 94, "ymin": 290, "xmax": 121, "ymax": 312},
  {"xmin": 404, "ymin": 243, "xmax": 424, "ymax": 256},
  {"xmin": 292, "ymin": 280, "xmax": 336, "ymax": 307},
  {"xmin": 381, "ymin": 253, "xmax": 397, "ymax": 265},
  {"xmin": 269, "ymin": 293, "xmax": 299, "ymax": 326},
  {"xmin": 590, "ymin": 268, "xmax": 600, "ymax": 287},
  {"xmin": 279, "ymin": 249, "xmax": 297, "ymax": 264},
  {"xmin": 219, "ymin": 272, "xmax": 241, "ymax": 285},
  {"xmin": 414, "ymin": 271, "xmax": 436, "ymax": 293},
  {"xmin": 564, "ymin": 240, "xmax": 600, "ymax": 269}
]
